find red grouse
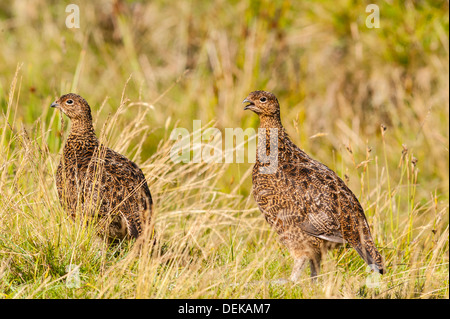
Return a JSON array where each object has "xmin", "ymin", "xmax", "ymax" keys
[
  {"xmin": 51, "ymin": 93, "xmax": 153, "ymax": 242},
  {"xmin": 243, "ymin": 90, "xmax": 384, "ymax": 280}
]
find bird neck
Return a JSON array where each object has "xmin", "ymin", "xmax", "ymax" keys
[
  {"xmin": 68, "ymin": 119, "xmax": 97, "ymax": 139},
  {"xmin": 258, "ymin": 114, "xmax": 282, "ymax": 129},
  {"xmin": 257, "ymin": 115, "xmax": 285, "ymax": 163},
  {"xmin": 257, "ymin": 114, "xmax": 308, "ymax": 164},
  {"xmin": 258, "ymin": 114, "xmax": 286, "ymax": 138}
]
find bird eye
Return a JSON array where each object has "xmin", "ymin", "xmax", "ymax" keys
[
  {"xmin": 66, "ymin": 99, "xmax": 74, "ymax": 105},
  {"xmin": 260, "ymin": 97, "xmax": 267, "ymax": 102}
]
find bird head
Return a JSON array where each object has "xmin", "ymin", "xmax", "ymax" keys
[
  {"xmin": 243, "ymin": 90, "xmax": 280, "ymax": 117},
  {"xmin": 51, "ymin": 93, "xmax": 92, "ymax": 122}
]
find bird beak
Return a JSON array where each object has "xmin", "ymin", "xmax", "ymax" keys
[
  {"xmin": 50, "ymin": 101, "xmax": 59, "ymax": 108},
  {"xmin": 243, "ymin": 98, "xmax": 254, "ymax": 110}
]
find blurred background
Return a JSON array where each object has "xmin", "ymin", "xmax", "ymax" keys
[{"xmin": 0, "ymin": 0, "xmax": 448, "ymax": 298}]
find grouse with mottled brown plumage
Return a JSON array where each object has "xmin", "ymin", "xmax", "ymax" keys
[
  {"xmin": 51, "ymin": 93, "xmax": 153, "ymax": 242},
  {"xmin": 243, "ymin": 90, "xmax": 384, "ymax": 281}
]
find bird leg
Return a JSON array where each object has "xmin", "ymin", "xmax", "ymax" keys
[
  {"xmin": 309, "ymin": 258, "xmax": 321, "ymax": 280},
  {"xmin": 289, "ymin": 256, "xmax": 308, "ymax": 282}
]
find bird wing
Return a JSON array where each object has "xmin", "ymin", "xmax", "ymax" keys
[
  {"xmin": 253, "ymin": 153, "xmax": 384, "ymax": 273},
  {"xmin": 252, "ymin": 162, "xmax": 342, "ymax": 243},
  {"xmin": 87, "ymin": 147, "xmax": 153, "ymax": 238},
  {"xmin": 285, "ymin": 163, "xmax": 346, "ymax": 243},
  {"xmin": 254, "ymin": 158, "xmax": 369, "ymax": 244},
  {"xmin": 287, "ymin": 160, "xmax": 384, "ymax": 273}
]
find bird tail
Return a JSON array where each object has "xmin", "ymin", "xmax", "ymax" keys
[{"xmin": 354, "ymin": 241, "xmax": 385, "ymax": 274}]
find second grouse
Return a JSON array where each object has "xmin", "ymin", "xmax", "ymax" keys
[{"xmin": 51, "ymin": 93, "xmax": 153, "ymax": 242}]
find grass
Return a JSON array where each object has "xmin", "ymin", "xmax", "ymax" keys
[{"xmin": 0, "ymin": 0, "xmax": 448, "ymax": 298}]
